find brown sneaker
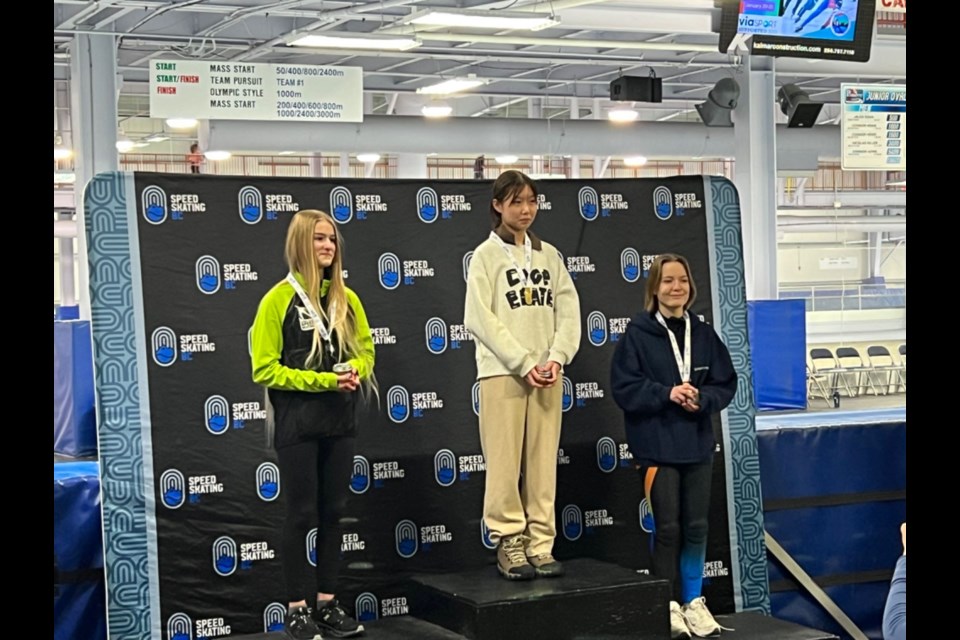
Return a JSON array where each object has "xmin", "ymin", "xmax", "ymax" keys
[
  {"xmin": 527, "ymin": 553, "xmax": 565, "ymax": 577},
  {"xmin": 497, "ymin": 535, "xmax": 536, "ymax": 580}
]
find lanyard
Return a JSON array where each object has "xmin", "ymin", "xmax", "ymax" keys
[
  {"xmin": 286, "ymin": 273, "xmax": 336, "ymax": 356},
  {"xmin": 655, "ymin": 311, "xmax": 691, "ymax": 383},
  {"xmin": 490, "ymin": 231, "xmax": 532, "ymax": 287}
]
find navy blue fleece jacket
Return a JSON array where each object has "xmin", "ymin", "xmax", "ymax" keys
[{"xmin": 610, "ymin": 311, "xmax": 737, "ymax": 466}]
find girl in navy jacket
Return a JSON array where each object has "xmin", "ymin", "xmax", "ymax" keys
[{"xmin": 610, "ymin": 253, "xmax": 736, "ymax": 639}]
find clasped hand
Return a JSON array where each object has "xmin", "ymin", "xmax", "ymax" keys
[
  {"xmin": 525, "ymin": 361, "xmax": 561, "ymax": 388},
  {"xmin": 336, "ymin": 369, "xmax": 360, "ymax": 392},
  {"xmin": 670, "ymin": 382, "xmax": 700, "ymax": 412}
]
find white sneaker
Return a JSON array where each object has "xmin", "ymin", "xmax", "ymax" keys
[
  {"xmin": 682, "ymin": 597, "xmax": 722, "ymax": 637},
  {"xmin": 670, "ymin": 601, "xmax": 692, "ymax": 639}
]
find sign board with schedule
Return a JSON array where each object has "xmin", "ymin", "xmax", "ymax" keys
[
  {"xmin": 841, "ymin": 83, "xmax": 906, "ymax": 170},
  {"xmin": 149, "ymin": 59, "xmax": 363, "ymax": 123}
]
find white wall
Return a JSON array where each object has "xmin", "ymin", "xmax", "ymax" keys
[{"xmin": 777, "ymin": 235, "xmax": 906, "ymax": 286}]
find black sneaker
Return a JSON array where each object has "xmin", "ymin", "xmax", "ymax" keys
[
  {"xmin": 314, "ymin": 599, "xmax": 365, "ymax": 638},
  {"xmin": 284, "ymin": 606, "xmax": 323, "ymax": 640}
]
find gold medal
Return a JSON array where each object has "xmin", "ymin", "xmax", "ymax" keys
[{"xmin": 523, "ymin": 287, "xmax": 533, "ymax": 305}]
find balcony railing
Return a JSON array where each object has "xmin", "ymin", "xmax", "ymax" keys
[
  {"xmin": 779, "ymin": 282, "xmax": 906, "ymax": 312},
  {"xmin": 54, "ymin": 154, "xmax": 738, "ymax": 181}
]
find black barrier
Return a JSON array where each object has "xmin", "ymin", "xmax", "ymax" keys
[{"xmin": 133, "ymin": 173, "xmax": 734, "ymax": 636}]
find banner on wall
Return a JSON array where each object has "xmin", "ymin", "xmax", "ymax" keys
[{"xmin": 127, "ymin": 174, "xmax": 735, "ymax": 636}]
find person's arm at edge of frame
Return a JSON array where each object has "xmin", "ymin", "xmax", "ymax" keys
[{"xmin": 882, "ymin": 523, "xmax": 906, "ymax": 640}]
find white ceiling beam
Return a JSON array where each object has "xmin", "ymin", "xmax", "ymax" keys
[
  {"xmin": 58, "ymin": 0, "xmax": 359, "ymax": 19},
  {"xmin": 205, "ymin": 115, "xmax": 842, "ymax": 160},
  {"xmin": 553, "ymin": 6, "xmax": 715, "ymax": 35},
  {"xmin": 57, "ymin": 0, "xmax": 121, "ymax": 30},
  {"xmin": 412, "ymin": 32, "xmax": 718, "ymax": 53}
]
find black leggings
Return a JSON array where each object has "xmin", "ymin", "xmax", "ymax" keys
[
  {"xmin": 639, "ymin": 461, "xmax": 713, "ymax": 604},
  {"xmin": 276, "ymin": 436, "xmax": 355, "ymax": 602}
]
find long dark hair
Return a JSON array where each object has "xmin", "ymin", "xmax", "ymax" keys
[{"xmin": 489, "ymin": 170, "xmax": 538, "ymax": 229}]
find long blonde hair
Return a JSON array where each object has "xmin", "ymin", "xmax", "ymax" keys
[{"xmin": 284, "ymin": 209, "xmax": 378, "ymax": 398}]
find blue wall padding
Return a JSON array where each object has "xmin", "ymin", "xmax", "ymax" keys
[
  {"xmin": 759, "ymin": 423, "xmax": 906, "ymax": 499},
  {"xmin": 747, "ymin": 300, "xmax": 807, "ymax": 411},
  {"xmin": 766, "ymin": 502, "xmax": 906, "ymax": 579},
  {"xmin": 54, "ymin": 461, "xmax": 106, "ymax": 640},
  {"xmin": 54, "ymin": 321, "xmax": 97, "ymax": 457},
  {"xmin": 759, "ymin": 422, "xmax": 906, "ymax": 640}
]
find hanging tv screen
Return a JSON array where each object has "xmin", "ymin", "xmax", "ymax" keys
[{"xmin": 718, "ymin": 0, "xmax": 877, "ymax": 62}]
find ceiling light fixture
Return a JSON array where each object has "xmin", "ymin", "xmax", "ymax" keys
[
  {"xmin": 608, "ymin": 108, "xmax": 639, "ymax": 123},
  {"xmin": 286, "ymin": 33, "xmax": 421, "ymax": 51},
  {"xmin": 166, "ymin": 117, "xmax": 198, "ymax": 129},
  {"xmin": 404, "ymin": 9, "xmax": 559, "ymax": 31},
  {"xmin": 204, "ymin": 150, "xmax": 232, "ymax": 161},
  {"xmin": 623, "ymin": 156, "xmax": 648, "ymax": 167},
  {"xmin": 421, "ymin": 103, "xmax": 453, "ymax": 118},
  {"xmin": 417, "ymin": 75, "xmax": 486, "ymax": 96},
  {"xmin": 494, "ymin": 155, "xmax": 518, "ymax": 164},
  {"xmin": 357, "ymin": 153, "xmax": 381, "ymax": 163}
]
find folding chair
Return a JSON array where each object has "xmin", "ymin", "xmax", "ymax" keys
[
  {"xmin": 808, "ymin": 348, "xmax": 841, "ymax": 404},
  {"xmin": 866, "ymin": 345, "xmax": 904, "ymax": 395},
  {"xmin": 834, "ymin": 347, "xmax": 872, "ymax": 397}
]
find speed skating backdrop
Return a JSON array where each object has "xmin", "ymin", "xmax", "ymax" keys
[{"xmin": 84, "ymin": 172, "xmax": 765, "ymax": 639}]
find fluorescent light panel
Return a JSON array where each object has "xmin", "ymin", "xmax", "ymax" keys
[
  {"xmin": 287, "ymin": 34, "xmax": 421, "ymax": 51},
  {"xmin": 204, "ymin": 150, "xmax": 232, "ymax": 161},
  {"xmin": 417, "ymin": 77, "xmax": 485, "ymax": 95},
  {"xmin": 494, "ymin": 155, "xmax": 518, "ymax": 164},
  {"xmin": 357, "ymin": 153, "xmax": 381, "ymax": 163},
  {"xmin": 406, "ymin": 9, "xmax": 559, "ymax": 31}
]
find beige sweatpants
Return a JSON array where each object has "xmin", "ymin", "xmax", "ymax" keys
[{"xmin": 478, "ymin": 375, "xmax": 563, "ymax": 556}]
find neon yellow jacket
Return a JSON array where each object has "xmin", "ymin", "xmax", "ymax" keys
[{"xmin": 250, "ymin": 274, "xmax": 375, "ymax": 392}]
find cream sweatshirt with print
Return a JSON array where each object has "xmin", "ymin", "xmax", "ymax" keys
[{"xmin": 464, "ymin": 228, "xmax": 582, "ymax": 379}]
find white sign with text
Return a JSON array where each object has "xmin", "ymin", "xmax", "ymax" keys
[{"xmin": 149, "ymin": 59, "xmax": 363, "ymax": 123}]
